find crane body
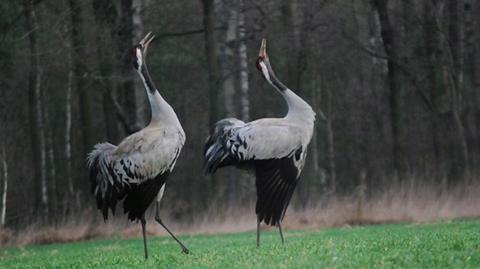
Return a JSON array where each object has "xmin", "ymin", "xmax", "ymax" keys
[
  {"xmin": 87, "ymin": 32, "xmax": 189, "ymax": 259},
  {"xmin": 204, "ymin": 39, "xmax": 315, "ymax": 246}
]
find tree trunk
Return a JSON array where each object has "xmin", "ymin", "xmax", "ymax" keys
[
  {"xmin": 24, "ymin": 0, "xmax": 48, "ymax": 217},
  {"xmin": 282, "ymin": 0, "xmax": 301, "ymax": 91},
  {"xmin": 69, "ymin": 0, "xmax": 96, "ymax": 156},
  {"xmin": 132, "ymin": 0, "xmax": 147, "ymax": 126},
  {"xmin": 309, "ymin": 78, "xmax": 321, "ymax": 193},
  {"xmin": 221, "ymin": 0, "xmax": 238, "ymax": 118},
  {"xmin": 201, "ymin": 0, "xmax": 221, "ymax": 126},
  {"xmin": 424, "ymin": 1, "xmax": 445, "ymax": 176},
  {"xmin": 463, "ymin": 0, "xmax": 479, "ymax": 171},
  {"xmin": 118, "ymin": 0, "xmax": 137, "ymax": 132},
  {"xmin": 473, "ymin": 1, "xmax": 480, "ymax": 168},
  {"xmin": 372, "ymin": 0, "xmax": 401, "ymax": 177},
  {"xmin": 220, "ymin": 0, "xmax": 239, "ymax": 208},
  {"xmin": 37, "ymin": 67, "xmax": 47, "ymax": 215},
  {"xmin": 63, "ymin": 9, "xmax": 75, "ymax": 213},
  {"xmin": 44, "ymin": 95, "xmax": 57, "ymax": 220},
  {"xmin": 237, "ymin": 0, "xmax": 249, "ymax": 121},
  {"xmin": 1, "ymin": 145, "xmax": 7, "ymax": 227},
  {"xmin": 65, "ymin": 69, "xmax": 73, "ymax": 196},
  {"xmin": 447, "ymin": 0, "xmax": 469, "ymax": 180},
  {"xmin": 93, "ymin": 0, "xmax": 122, "ymax": 142},
  {"xmin": 326, "ymin": 87, "xmax": 336, "ymax": 193}
]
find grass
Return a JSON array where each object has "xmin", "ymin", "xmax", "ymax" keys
[{"xmin": 0, "ymin": 219, "xmax": 479, "ymax": 269}]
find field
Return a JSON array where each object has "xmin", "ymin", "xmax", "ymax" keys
[{"xmin": 1, "ymin": 219, "xmax": 479, "ymax": 269}]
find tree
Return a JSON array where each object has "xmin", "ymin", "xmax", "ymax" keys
[
  {"xmin": 372, "ymin": 0, "xmax": 402, "ymax": 177},
  {"xmin": 201, "ymin": 0, "xmax": 221, "ymax": 126},
  {"xmin": 24, "ymin": 0, "xmax": 48, "ymax": 217},
  {"xmin": 69, "ymin": 0, "xmax": 96, "ymax": 156},
  {"xmin": 1, "ymin": 144, "xmax": 7, "ymax": 227}
]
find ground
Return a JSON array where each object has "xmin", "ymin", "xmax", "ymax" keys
[{"xmin": 1, "ymin": 219, "xmax": 479, "ymax": 269}]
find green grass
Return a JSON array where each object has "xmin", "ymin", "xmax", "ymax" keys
[{"xmin": 1, "ymin": 220, "xmax": 479, "ymax": 269}]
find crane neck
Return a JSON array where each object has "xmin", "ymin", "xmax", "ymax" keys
[
  {"xmin": 137, "ymin": 63, "xmax": 181, "ymax": 127},
  {"xmin": 139, "ymin": 63, "xmax": 156, "ymax": 94},
  {"xmin": 265, "ymin": 63, "xmax": 315, "ymax": 123}
]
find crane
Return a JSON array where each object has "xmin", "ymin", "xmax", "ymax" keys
[
  {"xmin": 87, "ymin": 32, "xmax": 189, "ymax": 259},
  {"xmin": 204, "ymin": 39, "xmax": 316, "ymax": 246}
]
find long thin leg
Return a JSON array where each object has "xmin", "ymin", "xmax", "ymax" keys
[
  {"xmin": 256, "ymin": 217, "xmax": 261, "ymax": 247},
  {"xmin": 277, "ymin": 221, "xmax": 284, "ymax": 244},
  {"xmin": 155, "ymin": 202, "xmax": 190, "ymax": 254},
  {"xmin": 141, "ymin": 216, "xmax": 148, "ymax": 260}
]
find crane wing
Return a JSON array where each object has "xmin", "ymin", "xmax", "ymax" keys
[
  {"xmin": 87, "ymin": 143, "xmax": 127, "ymax": 220},
  {"xmin": 87, "ymin": 131, "xmax": 183, "ymax": 220},
  {"xmin": 204, "ymin": 118, "xmax": 302, "ymax": 173},
  {"xmin": 204, "ymin": 118, "xmax": 308, "ymax": 226},
  {"xmin": 255, "ymin": 146, "xmax": 305, "ymax": 226}
]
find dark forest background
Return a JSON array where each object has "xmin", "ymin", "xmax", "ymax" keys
[{"xmin": 0, "ymin": 0, "xmax": 479, "ymax": 234}]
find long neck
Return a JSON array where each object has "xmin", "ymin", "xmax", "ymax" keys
[
  {"xmin": 267, "ymin": 67, "xmax": 315, "ymax": 122},
  {"xmin": 137, "ymin": 64, "xmax": 181, "ymax": 127}
]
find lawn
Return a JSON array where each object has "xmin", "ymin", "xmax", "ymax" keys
[{"xmin": 1, "ymin": 219, "xmax": 479, "ymax": 269}]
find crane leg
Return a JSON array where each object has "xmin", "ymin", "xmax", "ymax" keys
[
  {"xmin": 277, "ymin": 221, "xmax": 285, "ymax": 244},
  {"xmin": 141, "ymin": 216, "xmax": 148, "ymax": 260},
  {"xmin": 155, "ymin": 202, "xmax": 190, "ymax": 254},
  {"xmin": 256, "ymin": 217, "xmax": 261, "ymax": 247}
]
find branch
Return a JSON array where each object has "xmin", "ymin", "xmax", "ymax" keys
[
  {"xmin": 341, "ymin": 31, "xmax": 434, "ymax": 112},
  {"xmin": 2, "ymin": 0, "xmax": 46, "ymax": 39},
  {"xmin": 152, "ymin": 27, "xmax": 227, "ymax": 41},
  {"xmin": 84, "ymin": 71, "xmax": 141, "ymax": 134},
  {"xmin": 108, "ymin": 90, "xmax": 141, "ymax": 134},
  {"xmin": 153, "ymin": 29, "xmax": 205, "ymax": 41}
]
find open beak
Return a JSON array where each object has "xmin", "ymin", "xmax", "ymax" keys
[
  {"xmin": 140, "ymin": 31, "xmax": 156, "ymax": 54},
  {"xmin": 258, "ymin": 38, "xmax": 271, "ymax": 81},
  {"xmin": 259, "ymin": 38, "xmax": 267, "ymax": 58}
]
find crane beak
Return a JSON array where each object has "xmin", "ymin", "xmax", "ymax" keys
[
  {"xmin": 259, "ymin": 38, "xmax": 267, "ymax": 58},
  {"xmin": 257, "ymin": 38, "xmax": 271, "ymax": 81},
  {"xmin": 140, "ymin": 31, "xmax": 156, "ymax": 51}
]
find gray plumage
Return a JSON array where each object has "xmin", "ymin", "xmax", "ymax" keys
[
  {"xmin": 87, "ymin": 123, "xmax": 185, "ymax": 220},
  {"xmin": 86, "ymin": 32, "xmax": 189, "ymax": 258},
  {"xmin": 86, "ymin": 33, "xmax": 184, "ymax": 222},
  {"xmin": 204, "ymin": 39, "xmax": 316, "ymax": 232}
]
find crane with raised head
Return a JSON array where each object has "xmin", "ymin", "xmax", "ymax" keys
[
  {"xmin": 204, "ymin": 39, "xmax": 316, "ymax": 247},
  {"xmin": 87, "ymin": 32, "xmax": 189, "ymax": 259}
]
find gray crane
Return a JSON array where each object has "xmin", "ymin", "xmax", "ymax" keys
[
  {"xmin": 87, "ymin": 32, "xmax": 189, "ymax": 259},
  {"xmin": 204, "ymin": 39, "xmax": 316, "ymax": 246}
]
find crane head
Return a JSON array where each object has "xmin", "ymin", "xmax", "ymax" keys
[
  {"xmin": 130, "ymin": 32, "xmax": 155, "ymax": 71},
  {"xmin": 256, "ymin": 38, "xmax": 272, "ymax": 82}
]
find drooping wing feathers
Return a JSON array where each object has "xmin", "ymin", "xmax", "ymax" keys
[
  {"xmin": 87, "ymin": 130, "xmax": 184, "ymax": 221},
  {"xmin": 87, "ymin": 143, "xmax": 127, "ymax": 220},
  {"xmin": 204, "ymin": 118, "xmax": 309, "ymax": 226},
  {"xmin": 255, "ymin": 147, "xmax": 304, "ymax": 226},
  {"xmin": 204, "ymin": 118, "xmax": 304, "ymax": 174},
  {"xmin": 123, "ymin": 172, "xmax": 169, "ymax": 221},
  {"xmin": 204, "ymin": 118, "xmax": 246, "ymax": 174}
]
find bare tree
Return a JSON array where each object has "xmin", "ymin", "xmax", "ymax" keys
[
  {"xmin": 1, "ymin": 144, "xmax": 7, "ymax": 227},
  {"xmin": 201, "ymin": 0, "xmax": 222, "ymax": 126},
  {"xmin": 65, "ymin": 69, "xmax": 73, "ymax": 196},
  {"xmin": 44, "ymin": 95, "xmax": 57, "ymax": 217},
  {"xmin": 446, "ymin": 0, "xmax": 469, "ymax": 179},
  {"xmin": 24, "ymin": 0, "xmax": 48, "ymax": 215},
  {"xmin": 132, "ymin": 0, "xmax": 147, "ymax": 126},
  {"xmin": 221, "ymin": 0, "xmax": 238, "ymax": 118},
  {"xmin": 69, "ymin": 0, "xmax": 96, "ymax": 155},
  {"xmin": 118, "ymin": 0, "xmax": 138, "ymax": 131},
  {"xmin": 237, "ymin": 0, "xmax": 249, "ymax": 121},
  {"xmin": 372, "ymin": 0, "xmax": 401, "ymax": 176}
]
